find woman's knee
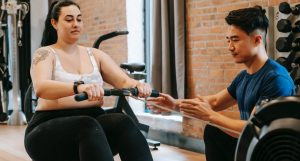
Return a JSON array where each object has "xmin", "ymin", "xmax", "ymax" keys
[
  {"xmin": 76, "ymin": 116, "xmax": 100, "ymax": 127},
  {"xmin": 116, "ymin": 114, "xmax": 136, "ymax": 128},
  {"xmin": 97, "ymin": 113, "xmax": 137, "ymax": 130},
  {"xmin": 25, "ymin": 116, "xmax": 102, "ymax": 160},
  {"xmin": 74, "ymin": 116, "xmax": 105, "ymax": 136}
]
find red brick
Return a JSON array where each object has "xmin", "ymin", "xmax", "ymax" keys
[
  {"xmin": 208, "ymin": 69, "xmax": 224, "ymax": 78},
  {"xmin": 290, "ymin": 0, "xmax": 300, "ymax": 4},
  {"xmin": 191, "ymin": 69, "xmax": 209, "ymax": 78},
  {"xmin": 191, "ymin": 62, "xmax": 208, "ymax": 69},
  {"xmin": 210, "ymin": 26, "xmax": 224, "ymax": 33},
  {"xmin": 268, "ymin": 0, "xmax": 289, "ymax": 6},
  {"xmin": 214, "ymin": 40, "xmax": 227, "ymax": 47},
  {"xmin": 206, "ymin": 41, "xmax": 214, "ymax": 47},
  {"xmin": 249, "ymin": 1, "xmax": 265, "ymax": 7},
  {"xmin": 222, "ymin": 54, "xmax": 235, "ymax": 62},
  {"xmin": 189, "ymin": 8, "xmax": 217, "ymax": 15},
  {"xmin": 217, "ymin": 3, "xmax": 250, "ymax": 12},
  {"xmin": 194, "ymin": 41, "xmax": 207, "ymax": 49},
  {"xmin": 192, "ymin": 49, "xmax": 209, "ymax": 55},
  {"xmin": 212, "ymin": 0, "xmax": 245, "ymax": 5},
  {"xmin": 189, "ymin": 35, "xmax": 217, "ymax": 41},
  {"xmin": 207, "ymin": 63, "xmax": 222, "ymax": 69},
  {"xmin": 224, "ymin": 69, "xmax": 241, "ymax": 83},
  {"xmin": 192, "ymin": 55, "xmax": 212, "ymax": 62},
  {"xmin": 206, "ymin": 48, "xmax": 225, "ymax": 55},
  {"xmin": 195, "ymin": 1, "xmax": 213, "ymax": 8}
]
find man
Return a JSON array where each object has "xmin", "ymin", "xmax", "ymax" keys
[{"xmin": 148, "ymin": 6, "xmax": 295, "ymax": 161}]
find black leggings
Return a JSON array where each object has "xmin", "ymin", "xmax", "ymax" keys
[
  {"xmin": 24, "ymin": 107, "xmax": 153, "ymax": 161},
  {"xmin": 204, "ymin": 125, "xmax": 237, "ymax": 161}
]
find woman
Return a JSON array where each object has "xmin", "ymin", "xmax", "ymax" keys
[{"xmin": 24, "ymin": 1, "xmax": 153, "ymax": 161}]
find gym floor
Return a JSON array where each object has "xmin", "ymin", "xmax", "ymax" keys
[{"xmin": 0, "ymin": 124, "xmax": 206, "ymax": 161}]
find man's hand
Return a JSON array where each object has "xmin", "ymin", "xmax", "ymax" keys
[
  {"xmin": 180, "ymin": 97, "xmax": 215, "ymax": 121},
  {"xmin": 147, "ymin": 93, "xmax": 178, "ymax": 114}
]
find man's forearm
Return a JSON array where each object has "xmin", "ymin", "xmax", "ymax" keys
[
  {"xmin": 209, "ymin": 112, "xmax": 246, "ymax": 138},
  {"xmin": 195, "ymin": 95, "xmax": 218, "ymax": 109}
]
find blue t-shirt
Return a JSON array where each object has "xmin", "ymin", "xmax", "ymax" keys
[{"xmin": 227, "ymin": 59, "xmax": 295, "ymax": 120}]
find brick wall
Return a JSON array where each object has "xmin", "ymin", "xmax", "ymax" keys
[
  {"xmin": 74, "ymin": 0, "xmax": 128, "ymax": 106},
  {"xmin": 184, "ymin": 0, "xmax": 299, "ymax": 139}
]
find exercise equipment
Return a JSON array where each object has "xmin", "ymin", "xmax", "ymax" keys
[
  {"xmin": 276, "ymin": 35, "xmax": 300, "ymax": 52},
  {"xmin": 7, "ymin": 0, "xmax": 29, "ymax": 125},
  {"xmin": 93, "ymin": 31, "xmax": 147, "ymax": 80},
  {"xmin": 75, "ymin": 88, "xmax": 159, "ymax": 101},
  {"xmin": 277, "ymin": 19, "xmax": 292, "ymax": 33},
  {"xmin": 93, "ymin": 30, "xmax": 161, "ymax": 150},
  {"xmin": 275, "ymin": 2, "xmax": 300, "ymax": 94},
  {"xmin": 276, "ymin": 56, "xmax": 289, "ymax": 69},
  {"xmin": 0, "ymin": 0, "xmax": 29, "ymax": 125},
  {"xmin": 235, "ymin": 96, "xmax": 300, "ymax": 161},
  {"xmin": 292, "ymin": 20, "xmax": 300, "ymax": 33},
  {"xmin": 277, "ymin": 19, "xmax": 300, "ymax": 33},
  {"xmin": 75, "ymin": 88, "xmax": 161, "ymax": 150},
  {"xmin": 290, "ymin": 57, "xmax": 300, "ymax": 85},
  {"xmin": 75, "ymin": 89, "xmax": 158, "ymax": 133},
  {"xmin": 275, "ymin": 2, "xmax": 300, "ymax": 57},
  {"xmin": 120, "ymin": 62, "xmax": 147, "ymax": 80},
  {"xmin": 23, "ymin": 82, "xmax": 36, "ymax": 121},
  {"xmin": 0, "ymin": 22, "xmax": 9, "ymax": 122},
  {"xmin": 279, "ymin": 2, "xmax": 300, "ymax": 15},
  {"xmin": 93, "ymin": 30, "xmax": 128, "ymax": 48},
  {"xmin": 276, "ymin": 51, "xmax": 300, "ymax": 72}
]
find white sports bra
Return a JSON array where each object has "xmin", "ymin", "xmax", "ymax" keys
[{"xmin": 48, "ymin": 46, "xmax": 104, "ymax": 86}]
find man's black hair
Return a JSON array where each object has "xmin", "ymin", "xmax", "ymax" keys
[{"xmin": 225, "ymin": 5, "xmax": 269, "ymax": 36}]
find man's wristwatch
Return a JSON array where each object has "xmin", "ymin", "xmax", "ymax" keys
[{"xmin": 73, "ymin": 81, "xmax": 84, "ymax": 94}]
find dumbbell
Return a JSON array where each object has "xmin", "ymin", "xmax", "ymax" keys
[
  {"xmin": 292, "ymin": 21, "xmax": 300, "ymax": 33},
  {"xmin": 279, "ymin": 2, "xmax": 300, "ymax": 15},
  {"xmin": 277, "ymin": 20, "xmax": 300, "ymax": 33},
  {"xmin": 295, "ymin": 56, "xmax": 300, "ymax": 65},
  {"xmin": 276, "ymin": 57, "xmax": 290, "ymax": 71},
  {"xmin": 276, "ymin": 52, "xmax": 300, "ymax": 72},
  {"xmin": 276, "ymin": 36, "xmax": 300, "ymax": 52},
  {"xmin": 290, "ymin": 57, "xmax": 300, "ymax": 84},
  {"xmin": 277, "ymin": 19, "xmax": 292, "ymax": 33}
]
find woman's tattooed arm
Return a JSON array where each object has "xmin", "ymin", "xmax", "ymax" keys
[{"xmin": 32, "ymin": 49, "xmax": 50, "ymax": 66}]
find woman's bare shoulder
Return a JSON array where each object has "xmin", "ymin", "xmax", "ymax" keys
[
  {"xmin": 32, "ymin": 46, "xmax": 55, "ymax": 66},
  {"xmin": 89, "ymin": 47, "xmax": 111, "ymax": 60},
  {"xmin": 34, "ymin": 46, "xmax": 52, "ymax": 53}
]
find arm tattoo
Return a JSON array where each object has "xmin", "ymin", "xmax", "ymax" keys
[{"xmin": 32, "ymin": 49, "xmax": 50, "ymax": 65}]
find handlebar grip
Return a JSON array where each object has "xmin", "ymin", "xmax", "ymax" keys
[
  {"xmin": 74, "ymin": 92, "xmax": 88, "ymax": 101},
  {"xmin": 115, "ymin": 30, "xmax": 129, "ymax": 35},
  {"xmin": 130, "ymin": 88, "xmax": 159, "ymax": 97},
  {"xmin": 74, "ymin": 90, "xmax": 112, "ymax": 102},
  {"xmin": 74, "ymin": 88, "xmax": 160, "ymax": 102},
  {"xmin": 104, "ymin": 89, "xmax": 131, "ymax": 96},
  {"xmin": 150, "ymin": 90, "xmax": 160, "ymax": 97}
]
